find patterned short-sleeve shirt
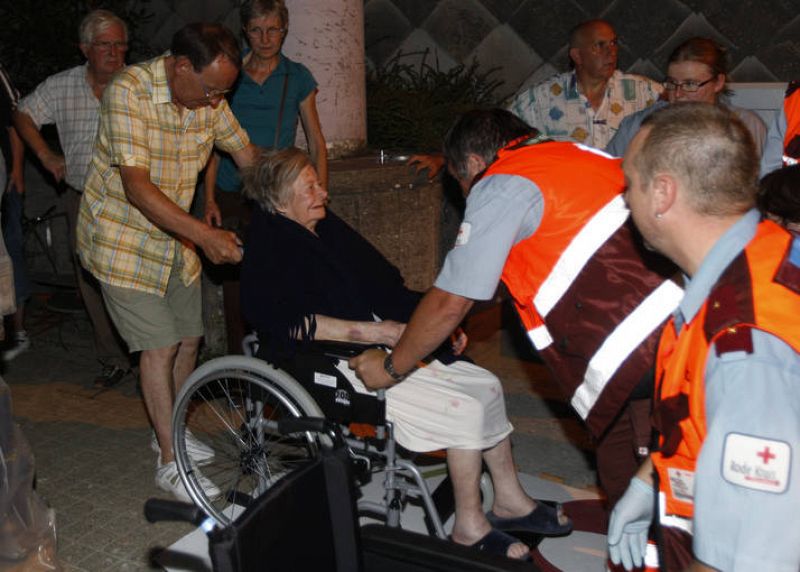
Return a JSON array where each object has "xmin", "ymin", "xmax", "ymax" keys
[
  {"xmin": 77, "ymin": 54, "xmax": 250, "ymax": 296},
  {"xmin": 509, "ymin": 69, "xmax": 662, "ymax": 149}
]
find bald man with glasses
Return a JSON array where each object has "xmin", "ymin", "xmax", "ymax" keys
[{"xmin": 509, "ymin": 19, "xmax": 662, "ymax": 149}]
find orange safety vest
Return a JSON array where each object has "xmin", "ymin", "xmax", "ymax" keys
[
  {"xmin": 783, "ymin": 81, "xmax": 800, "ymax": 167},
  {"xmin": 485, "ymin": 139, "xmax": 681, "ymax": 436},
  {"xmin": 496, "ymin": 141, "xmax": 625, "ymax": 334},
  {"xmin": 652, "ymin": 221, "xmax": 800, "ymax": 536}
]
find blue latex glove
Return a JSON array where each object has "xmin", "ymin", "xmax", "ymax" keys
[{"xmin": 608, "ymin": 476, "xmax": 654, "ymax": 570}]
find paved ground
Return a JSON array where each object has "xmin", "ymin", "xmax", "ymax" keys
[{"xmin": 2, "ymin": 293, "xmax": 598, "ymax": 571}]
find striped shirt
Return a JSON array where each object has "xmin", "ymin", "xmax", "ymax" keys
[
  {"xmin": 77, "ymin": 54, "xmax": 249, "ymax": 295},
  {"xmin": 17, "ymin": 64, "xmax": 100, "ymax": 190}
]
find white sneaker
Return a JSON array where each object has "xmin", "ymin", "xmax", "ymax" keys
[
  {"xmin": 2, "ymin": 331, "xmax": 30, "ymax": 361},
  {"xmin": 155, "ymin": 460, "xmax": 221, "ymax": 501},
  {"xmin": 151, "ymin": 429, "xmax": 215, "ymax": 465}
]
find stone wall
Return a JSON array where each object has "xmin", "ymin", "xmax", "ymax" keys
[{"xmin": 328, "ymin": 155, "xmax": 443, "ymax": 292}]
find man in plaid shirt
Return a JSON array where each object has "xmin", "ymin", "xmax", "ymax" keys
[{"xmin": 78, "ymin": 23, "xmax": 257, "ymax": 500}]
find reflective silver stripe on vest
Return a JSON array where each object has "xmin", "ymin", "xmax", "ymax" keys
[
  {"xmin": 527, "ymin": 324, "xmax": 553, "ymax": 349},
  {"xmin": 571, "ymin": 279, "xmax": 683, "ymax": 419},
  {"xmin": 644, "ymin": 542, "xmax": 660, "ymax": 569},
  {"xmin": 526, "ymin": 194, "xmax": 629, "ymax": 351},
  {"xmin": 534, "ymin": 194, "xmax": 629, "ymax": 319}
]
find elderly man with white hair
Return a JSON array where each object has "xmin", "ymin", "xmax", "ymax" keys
[{"xmin": 13, "ymin": 10, "xmax": 131, "ymax": 384}]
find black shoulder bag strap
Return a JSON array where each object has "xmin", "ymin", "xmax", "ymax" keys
[{"xmin": 273, "ymin": 72, "xmax": 289, "ymax": 148}]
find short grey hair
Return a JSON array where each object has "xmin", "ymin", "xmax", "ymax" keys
[
  {"xmin": 241, "ymin": 147, "xmax": 313, "ymax": 213},
  {"xmin": 635, "ymin": 102, "xmax": 758, "ymax": 217},
  {"xmin": 79, "ymin": 9, "xmax": 128, "ymax": 45},
  {"xmin": 241, "ymin": 0, "xmax": 289, "ymax": 29}
]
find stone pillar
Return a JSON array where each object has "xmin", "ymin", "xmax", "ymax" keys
[{"xmin": 284, "ymin": 0, "xmax": 366, "ymax": 157}]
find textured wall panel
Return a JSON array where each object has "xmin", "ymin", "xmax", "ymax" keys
[
  {"xmin": 509, "ymin": 0, "xmax": 588, "ymax": 61},
  {"xmin": 363, "ymin": 0, "xmax": 800, "ymax": 97},
  {"xmin": 424, "ymin": 0, "xmax": 499, "ymax": 61}
]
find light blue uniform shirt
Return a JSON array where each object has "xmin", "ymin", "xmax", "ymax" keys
[
  {"xmin": 672, "ymin": 209, "xmax": 800, "ymax": 571},
  {"xmin": 605, "ymin": 101, "xmax": 667, "ymax": 157},
  {"xmin": 434, "ymin": 174, "xmax": 544, "ymax": 300}
]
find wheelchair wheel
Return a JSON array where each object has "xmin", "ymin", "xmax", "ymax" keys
[{"xmin": 173, "ymin": 356, "xmax": 324, "ymax": 525}]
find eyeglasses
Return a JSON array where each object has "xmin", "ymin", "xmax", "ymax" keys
[
  {"xmin": 91, "ymin": 40, "xmax": 129, "ymax": 52},
  {"xmin": 245, "ymin": 26, "xmax": 286, "ymax": 40},
  {"xmin": 663, "ymin": 77, "xmax": 715, "ymax": 92},
  {"xmin": 588, "ymin": 38, "xmax": 619, "ymax": 54},
  {"xmin": 199, "ymin": 78, "xmax": 231, "ymax": 102}
]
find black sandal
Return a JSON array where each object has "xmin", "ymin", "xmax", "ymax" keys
[
  {"xmin": 487, "ymin": 501, "xmax": 573, "ymax": 538},
  {"xmin": 468, "ymin": 528, "xmax": 532, "ymax": 561}
]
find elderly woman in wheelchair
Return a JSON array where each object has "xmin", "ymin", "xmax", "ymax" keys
[{"xmin": 227, "ymin": 147, "xmax": 572, "ymax": 560}]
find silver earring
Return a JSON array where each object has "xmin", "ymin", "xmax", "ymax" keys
[{"xmin": 655, "ymin": 213, "xmax": 663, "ymax": 219}]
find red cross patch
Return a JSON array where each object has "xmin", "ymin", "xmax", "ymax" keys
[{"xmin": 722, "ymin": 433, "xmax": 790, "ymax": 494}]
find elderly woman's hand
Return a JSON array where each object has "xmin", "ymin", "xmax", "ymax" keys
[{"xmin": 377, "ymin": 320, "xmax": 406, "ymax": 347}]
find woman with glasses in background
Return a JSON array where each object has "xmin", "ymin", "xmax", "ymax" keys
[
  {"xmin": 606, "ymin": 37, "xmax": 766, "ymax": 157},
  {"xmin": 204, "ymin": 0, "xmax": 328, "ymax": 356}
]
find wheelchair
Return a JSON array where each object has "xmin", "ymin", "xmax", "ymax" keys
[{"xmin": 170, "ymin": 337, "xmax": 494, "ymax": 538}]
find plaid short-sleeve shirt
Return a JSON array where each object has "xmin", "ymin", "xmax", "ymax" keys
[{"xmin": 77, "ymin": 54, "xmax": 249, "ymax": 296}]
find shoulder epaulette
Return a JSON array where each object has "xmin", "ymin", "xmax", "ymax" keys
[{"xmin": 703, "ymin": 254, "xmax": 755, "ymax": 356}]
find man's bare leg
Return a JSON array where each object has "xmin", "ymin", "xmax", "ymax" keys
[
  {"xmin": 447, "ymin": 448, "xmax": 529, "ymax": 559},
  {"xmin": 172, "ymin": 335, "xmax": 201, "ymax": 394},
  {"xmin": 482, "ymin": 437, "xmax": 569, "ymax": 526},
  {"xmin": 140, "ymin": 344, "xmax": 179, "ymax": 463}
]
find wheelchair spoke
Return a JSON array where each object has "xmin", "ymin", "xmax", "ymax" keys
[{"xmin": 190, "ymin": 380, "xmax": 247, "ymax": 449}]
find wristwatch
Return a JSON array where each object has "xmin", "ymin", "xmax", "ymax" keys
[{"xmin": 383, "ymin": 353, "xmax": 410, "ymax": 383}]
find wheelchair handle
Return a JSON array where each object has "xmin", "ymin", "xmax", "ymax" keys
[{"xmin": 144, "ymin": 498, "xmax": 206, "ymax": 526}]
